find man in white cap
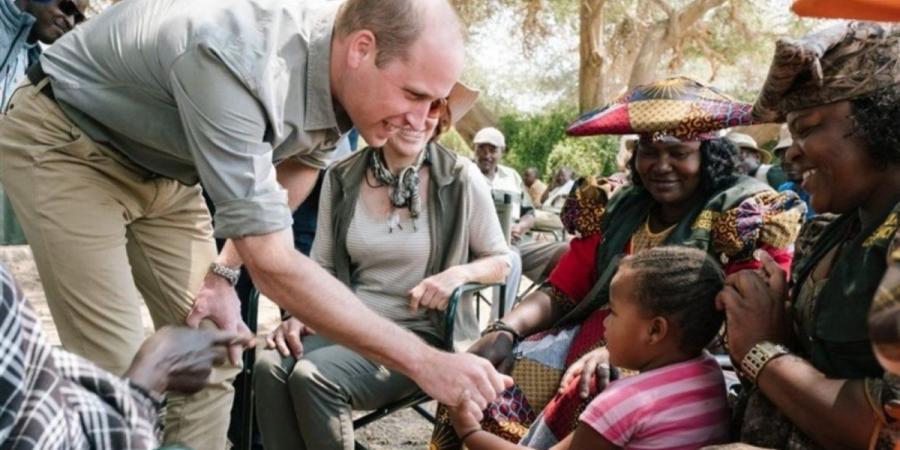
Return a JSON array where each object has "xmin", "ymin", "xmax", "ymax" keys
[
  {"xmin": 472, "ymin": 127, "xmax": 567, "ymax": 317},
  {"xmin": 727, "ymin": 131, "xmax": 787, "ymax": 189},
  {"xmin": 472, "ymin": 127, "xmax": 535, "ymax": 238}
]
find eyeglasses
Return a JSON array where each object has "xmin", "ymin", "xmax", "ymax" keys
[
  {"xmin": 427, "ymin": 98, "xmax": 447, "ymax": 118},
  {"xmin": 58, "ymin": 0, "xmax": 86, "ymax": 24}
]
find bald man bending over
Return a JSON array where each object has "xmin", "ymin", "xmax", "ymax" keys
[{"xmin": 0, "ymin": 0, "xmax": 509, "ymax": 448}]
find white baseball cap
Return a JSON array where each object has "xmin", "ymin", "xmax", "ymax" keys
[{"xmin": 473, "ymin": 127, "xmax": 506, "ymax": 149}]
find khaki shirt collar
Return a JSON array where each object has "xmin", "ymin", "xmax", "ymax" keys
[{"xmin": 304, "ymin": 5, "xmax": 352, "ymax": 134}]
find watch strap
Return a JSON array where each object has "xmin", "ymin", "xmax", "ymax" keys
[{"xmin": 209, "ymin": 262, "xmax": 240, "ymax": 287}]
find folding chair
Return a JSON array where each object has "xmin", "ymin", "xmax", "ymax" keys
[{"xmin": 352, "ymin": 283, "xmax": 492, "ymax": 450}]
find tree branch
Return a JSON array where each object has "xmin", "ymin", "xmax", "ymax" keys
[{"xmin": 676, "ymin": 0, "xmax": 728, "ymax": 32}]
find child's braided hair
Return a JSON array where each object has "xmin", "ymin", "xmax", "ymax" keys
[{"xmin": 622, "ymin": 246, "xmax": 725, "ymax": 354}]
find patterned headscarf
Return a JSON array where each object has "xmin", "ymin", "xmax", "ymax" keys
[
  {"xmin": 566, "ymin": 77, "xmax": 753, "ymax": 141},
  {"xmin": 369, "ymin": 148, "xmax": 427, "ymax": 232},
  {"xmin": 753, "ymin": 21, "xmax": 900, "ymax": 122}
]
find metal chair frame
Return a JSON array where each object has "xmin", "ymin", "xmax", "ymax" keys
[{"xmin": 352, "ymin": 283, "xmax": 493, "ymax": 450}]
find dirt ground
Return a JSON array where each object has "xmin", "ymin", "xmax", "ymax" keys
[{"xmin": 0, "ymin": 245, "xmax": 434, "ymax": 449}]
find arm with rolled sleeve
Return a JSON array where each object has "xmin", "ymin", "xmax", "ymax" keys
[
  {"xmin": 168, "ymin": 47, "xmax": 510, "ymax": 411},
  {"xmin": 169, "ymin": 46, "xmax": 293, "ymax": 239}
]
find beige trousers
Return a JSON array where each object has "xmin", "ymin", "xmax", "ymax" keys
[{"xmin": 0, "ymin": 80, "xmax": 236, "ymax": 450}]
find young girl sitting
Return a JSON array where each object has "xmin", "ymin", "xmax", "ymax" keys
[{"xmin": 450, "ymin": 246, "xmax": 729, "ymax": 450}]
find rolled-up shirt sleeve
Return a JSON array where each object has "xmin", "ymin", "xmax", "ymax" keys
[{"xmin": 169, "ymin": 46, "xmax": 292, "ymax": 239}]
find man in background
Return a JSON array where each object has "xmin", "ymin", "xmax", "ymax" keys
[
  {"xmin": 522, "ymin": 167, "xmax": 546, "ymax": 207},
  {"xmin": 728, "ymin": 131, "xmax": 787, "ymax": 189},
  {"xmin": 0, "ymin": 0, "xmax": 87, "ymax": 246}
]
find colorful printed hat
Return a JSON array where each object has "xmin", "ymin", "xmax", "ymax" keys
[
  {"xmin": 753, "ymin": 22, "xmax": 900, "ymax": 123},
  {"xmin": 566, "ymin": 77, "xmax": 753, "ymax": 141}
]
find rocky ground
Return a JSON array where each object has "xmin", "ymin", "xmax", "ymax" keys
[{"xmin": 0, "ymin": 245, "xmax": 433, "ymax": 449}]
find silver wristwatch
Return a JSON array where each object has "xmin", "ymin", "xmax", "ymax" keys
[
  {"xmin": 740, "ymin": 341, "xmax": 790, "ymax": 383},
  {"xmin": 209, "ymin": 262, "xmax": 240, "ymax": 286}
]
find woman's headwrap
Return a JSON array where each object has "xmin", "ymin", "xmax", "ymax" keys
[
  {"xmin": 752, "ymin": 21, "xmax": 900, "ymax": 123},
  {"xmin": 565, "ymin": 76, "xmax": 753, "ymax": 141}
]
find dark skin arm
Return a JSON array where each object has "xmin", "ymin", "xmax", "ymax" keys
[
  {"xmin": 467, "ymin": 287, "xmax": 568, "ymax": 372},
  {"xmin": 717, "ymin": 252, "xmax": 876, "ymax": 450}
]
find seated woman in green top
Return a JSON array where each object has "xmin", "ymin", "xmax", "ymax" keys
[
  {"xmin": 714, "ymin": 21, "xmax": 900, "ymax": 450},
  {"xmin": 431, "ymin": 77, "xmax": 806, "ymax": 450},
  {"xmin": 253, "ymin": 83, "xmax": 512, "ymax": 450}
]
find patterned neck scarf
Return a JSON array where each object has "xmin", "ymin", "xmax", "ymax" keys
[{"xmin": 369, "ymin": 147, "xmax": 427, "ymax": 232}]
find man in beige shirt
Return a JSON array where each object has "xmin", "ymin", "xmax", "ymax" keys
[
  {"xmin": 0, "ymin": 0, "xmax": 509, "ymax": 448},
  {"xmin": 523, "ymin": 167, "xmax": 547, "ymax": 207}
]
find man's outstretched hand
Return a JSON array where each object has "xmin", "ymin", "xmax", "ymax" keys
[{"xmin": 412, "ymin": 350, "xmax": 514, "ymax": 421}]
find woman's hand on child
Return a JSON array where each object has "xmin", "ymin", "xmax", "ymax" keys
[
  {"xmin": 409, "ymin": 268, "xmax": 464, "ymax": 313},
  {"xmin": 716, "ymin": 251, "xmax": 790, "ymax": 363},
  {"xmin": 560, "ymin": 347, "xmax": 611, "ymax": 398},
  {"xmin": 265, "ymin": 317, "xmax": 314, "ymax": 358}
]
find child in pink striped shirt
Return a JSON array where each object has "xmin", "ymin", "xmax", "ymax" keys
[{"xmin": 450, "ymin": 246, "xmax": 730, "ymax": 450}]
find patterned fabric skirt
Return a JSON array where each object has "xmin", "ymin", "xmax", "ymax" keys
[{"xmin": 430, "ymin": 309, "xmax": 609, "ymax": 450}]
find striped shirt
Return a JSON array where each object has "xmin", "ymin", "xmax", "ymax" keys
[{"xmin": 579, "ymin": 351, "xmax": 729, "ymax": 450}]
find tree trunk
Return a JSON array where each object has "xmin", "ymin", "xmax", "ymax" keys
[
  {"xmin": 578, "ymin": 0, "xmax": 606, "ymax": 113},
  {"xmin": 626, "ymin": 0, "xmax": 728, "ymax": 90}
]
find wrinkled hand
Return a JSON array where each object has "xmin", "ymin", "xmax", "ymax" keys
[
  {"xmin": 265, "ymin": 316, "xmax": 314, "ymax": 358},
  {"xmin": 510, "ymin": 224, "xmax": 526, "ymax": 244},
  {"xmin": 413, "ymin": 350, "xmax": 513, "ymax": 422},
  {"xmin": 186, "ymin": 274, "xmax": 252, "ymax": 366},
  {"xmin": 409, "ymin": 269, "xmax": 463, "ymax": 313},
  {"xmin": 716, "ymin": 251, "xmax": 790, "ymax": 364},
  {"xmin": 559, "ymin": 347, "xmax": 611, "ymax": 399},
  {"xmin": 126, "ymin": 326, "xmax": 254, "ymax": 395},
  {"xmin": 467, "ymin": 331, "xmax": 517, "ymax": 374}
]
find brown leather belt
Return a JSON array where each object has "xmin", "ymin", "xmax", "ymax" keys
[{"xmin": 25, "ymin": 61, "xmax": 54, "ymax": 100}]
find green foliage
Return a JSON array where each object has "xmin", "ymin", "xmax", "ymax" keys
[
  {"xmin": 546, "ymin": 136, "xmax": 619, "ymax": 179},
  {"xmin": 439, "ymin": 128, "xmax": 474, "ymax": 158},
  {"xmin": 497, "ymin": 107, "xmax": 574, "ymax": 178},
  {"xmin": 492, "ymin": 107, "xmax": 617, "ymax": 181}
]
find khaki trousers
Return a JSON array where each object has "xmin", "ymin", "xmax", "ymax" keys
[
  {"xmin": 0, "ymin": 80, "xmax": 236, "ymax": 450},
  {"xmin": 254, "ymin": 334, "xmax": 439, "ymax": 450}
]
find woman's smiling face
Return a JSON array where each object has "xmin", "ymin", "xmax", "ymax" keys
[
  {"xmin": 634, "ymin": 137, "xmax": 703, "ymax": 208},
  {"xmin": 786, "ymin": 101, "xmax": 879, "ymax": 214}
]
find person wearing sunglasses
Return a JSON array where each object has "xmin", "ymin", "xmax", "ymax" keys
[
  {"xmin": 1, "ymin": 0, "xmax": 86, "ymax": 110},
  {"xmin": 0, "ymin": 0, "xmax": 512, "ymax": 449}
]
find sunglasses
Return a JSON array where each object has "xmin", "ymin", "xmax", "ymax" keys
[
  {"xmin": 427, "ymin": 98, "xmax": 447, "ymax": 118},
  {"xmin": 59, "ymin": 0, "xmax": 86, "ymax": 24}
]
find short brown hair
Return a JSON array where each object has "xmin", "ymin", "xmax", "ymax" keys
[{"xmin": 335, "ymin": 0, "xmax": 425, "ymax": 67}]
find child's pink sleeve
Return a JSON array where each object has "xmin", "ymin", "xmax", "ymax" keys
[{"xmin": 578, "ymin": 385, "xmax": 635, "ymax": 447}]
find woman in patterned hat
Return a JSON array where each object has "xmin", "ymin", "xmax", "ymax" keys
[
  {"xmin": 430, "ymin": 77, "xmax": 806, "ymax": 450},
  {"xmin": 715, "ymin": 21, "xmax": 900, "ymax": 450}
]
